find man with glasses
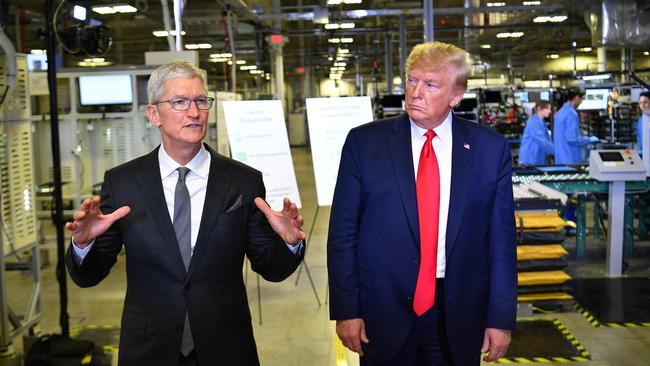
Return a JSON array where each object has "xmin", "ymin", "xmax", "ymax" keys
[{"xmin": 65, "ymin": 61, "xmax": 305, "ymax": 366}]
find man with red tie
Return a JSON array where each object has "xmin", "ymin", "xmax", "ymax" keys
[{"xmin": 328, "ymin": 42, "xmax": 517, "ymax": 365}]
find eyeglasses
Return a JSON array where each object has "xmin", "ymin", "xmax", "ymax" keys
[{"xmin": 154, "ymin": 97, "xmax": 215, "ymax": 111}]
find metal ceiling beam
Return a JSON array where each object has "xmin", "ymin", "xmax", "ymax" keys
[{"xmin": 257, "ymin": 4, "xmax": 568, "ymax": 22}]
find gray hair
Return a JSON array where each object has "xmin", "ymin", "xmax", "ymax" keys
[{"xmin": 147, "ymin": 61, "xmax": 206, "ymax": 103}]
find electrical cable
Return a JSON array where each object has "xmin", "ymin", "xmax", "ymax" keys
[{"xmin": 53, "ymin": 0, "xmax": 79, "ymax": 54}]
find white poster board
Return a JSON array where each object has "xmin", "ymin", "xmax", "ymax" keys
[
  {"xmin": 214, "ymin": 91, "xmax": 242, "ymax": 157},
  {"xmin": 223, "ymin": 100, "xmax": 301, "ymax": 210},
  {"xmin": 306, "ymin": 96, "xmax": 373, "ymax": 206}
]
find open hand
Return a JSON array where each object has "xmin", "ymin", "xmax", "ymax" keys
[
  {"xmin": 254, "ymin": 197, "xmax": 305, "ymax": 245},
  {"xmin": 64, "ymin": 196, "xmax": 131, "ymax": 248}
]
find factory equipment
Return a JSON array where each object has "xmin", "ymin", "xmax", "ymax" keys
[{"xmin": 589, "ymin": 149, "xmax": 647, "ymax": 276}]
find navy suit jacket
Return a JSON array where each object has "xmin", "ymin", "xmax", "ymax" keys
[
  {"xmin": 328, "ymin": 113, "xmax": 517, "ymax": 366},
  {"xmin": 66, "ymin": 144, "xmax": 303, "ymax": 366}
]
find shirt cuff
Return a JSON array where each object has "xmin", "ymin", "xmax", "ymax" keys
[
  {"xmin": 286, "ymin": 240, "xmax": 303, "ymax": 255},
  {"xmin": 71, "ymin": 238, "xmax": 95, "ymax": 265}
]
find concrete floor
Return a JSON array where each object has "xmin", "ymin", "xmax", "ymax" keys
[{"xmin": 5, "ymin": 146, "xmax": 650, "ymax": 365}]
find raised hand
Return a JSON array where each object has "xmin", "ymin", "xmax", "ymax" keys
[
  {"xmin": 64, "ymin": 196, "xmax": 131, "ymax": 248},
  {"xmin": 254, "ymin": 197, "xmax": 306, "ymax": 245}
]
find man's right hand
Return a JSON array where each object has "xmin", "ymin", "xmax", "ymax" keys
[
  {"xmin": 336, "ymin": 318, "xmax": 369, "ymax": 356},
  {"xmin": 64, "ymin": 196, "xmax": 131, "ymax": 248}
]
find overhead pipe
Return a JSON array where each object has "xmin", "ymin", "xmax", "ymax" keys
[
  {"xmin": 160, "ymin": 0, "xmax": 175, "ymax": 51},
  {"xmin": 173, "ymin": 0, "xmax": 184, "ymax": 52}
]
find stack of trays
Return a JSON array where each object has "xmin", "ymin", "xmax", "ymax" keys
[{"xmin": 515, "ymin": 211, "xmax": 573, "ymax": 305}]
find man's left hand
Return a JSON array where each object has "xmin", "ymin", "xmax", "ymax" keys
[
  {"xmin": 481, "ymin": 328, "xmax": 511, "ymax": 362},
  {"xmin": 255, "ymin": 197, "xmax": 306, "ymax": 245}
]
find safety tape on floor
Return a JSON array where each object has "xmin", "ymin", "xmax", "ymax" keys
[
  {"xmin": 496, "ymin": 318, "xmax": 590, "ymax": 363},
  {"xmin": 574, "ymin": 303, "xmax": 650, "ymax": 328}
]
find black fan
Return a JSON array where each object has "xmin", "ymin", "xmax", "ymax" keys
[{"xmin": 78, "ymin": 24, "xmax": 112, "ymax": 57}]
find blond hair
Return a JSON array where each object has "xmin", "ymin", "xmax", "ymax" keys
[
  {"xmin": 405, "ymin": 41, "xmax": 470, "ymax": 91},
  {"xmin": 147, "ymin": 61, "xmax": 206, "ymax": 103}
]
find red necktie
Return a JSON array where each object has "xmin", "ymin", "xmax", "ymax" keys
[{"xmin": 413, "ymin": 129, "xmax": 441, "ymax": 316}]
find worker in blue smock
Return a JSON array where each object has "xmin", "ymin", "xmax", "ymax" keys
[
  {"xmin": 553, "ymin": 88, "xmax": 599, "ymax": 164},
  {"xmin": 519, "ymin": 101, "xmax": 553, "ymax": 165},
  {"xmin": 636, "ymin": 91, "xmax": 650, "ymax": 156}
]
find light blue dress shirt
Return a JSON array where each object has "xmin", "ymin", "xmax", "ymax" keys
[{"xmin": 519, "ymin": 114, "xmax": 554, "ymax": 165}]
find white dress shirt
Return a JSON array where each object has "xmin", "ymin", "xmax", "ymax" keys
[
  {"xmin": 410, "ymin": 111, "xmax": 453, "ymax": 278},
  {"xmin": 73, "ymin": 144, "xmax": 300, "ymax": 263}
]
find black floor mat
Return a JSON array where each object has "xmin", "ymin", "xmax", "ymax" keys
[
  {"xmin": 502, "ymin": 319, "xmax": 589, "ymax": 362},
  {"xmin": 570, "ymin": 277, "xmax": 650, "ymax": 325},
  {"xmin": 72, "ymin": 325, "xmax": 120, "ymax": 348}
]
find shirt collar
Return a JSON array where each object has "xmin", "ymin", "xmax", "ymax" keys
[
  {"xmin": 409, "ymin": 110, "xmax": 453, "ymax": 142},
  {"xmin": 159, "ymin": 144, "xmax": 210, "ymax": 179}
]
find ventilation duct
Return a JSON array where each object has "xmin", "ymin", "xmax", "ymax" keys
[{"xmin": 589, "ymin": 0, "xmax": 650, "ymax": 46}]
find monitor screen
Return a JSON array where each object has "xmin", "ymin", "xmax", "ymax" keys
[
  {"xmin": 79, "ymin": 74, "xmax": 133, "ymax": 105},
  {"xmin": 578, "ymin": 89, "xmax": 609, "ymax": 110},
  {"xmin": 539, "ymin": 91, "xmax": 550, "ymax": 101},
  {"xmin": 598, "ymin": 151, "xmax": 624, "ymax": 162},
  {"xmin": 515, "ymin": 91, "xmax": 529, "ymax": 102}
]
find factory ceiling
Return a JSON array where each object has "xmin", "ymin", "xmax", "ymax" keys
[{"xmin": 3, "ymin": 0, "xmax": 650, "ymax": 89}]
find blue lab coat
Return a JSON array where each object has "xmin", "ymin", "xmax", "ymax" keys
[
  {"xmin": 553, "ymin": 102, "xmax": 591, "ymax": 164},
  {"xmin": 638, "ymin": 115, "xmax": 645, "ymax": 156},
  {"xmin": 519, "ymin": 114, "xmax": 554, "ymax": 165}
]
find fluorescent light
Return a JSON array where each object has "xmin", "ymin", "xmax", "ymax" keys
[
  {"xmin": 92, "ymin": 6, "xmax": 116, "ymax": 14},
  {"xmin": 78, "ymin": 58, "xmax": 112, "ymax": 67},
  {"xmin": 338, "ymin": 48, "xmax": 350, "ymax": 54},
  {"xmin": 92, "ymin": 4, "xmax": 137, "ymax": 14},
  {"xmin": 328, "ymin": 56, "xmax": 334, "ymax": 61},
  {"xmin": 334, "ymin": 62, "xmax": 347, "ymax": 67},
  {"xmin": 480, "ymin": 44, "xmax": 491, "ymax": 49},
  {"xmin": 240, "ymin": 65, "xmax": 257, "ymax": 71},
  {"xmin": 328, "ymin": 38, "xmax": 341, "ymax": 43},
  {"xmin": 644, "ymin": 51, "xmax": 650, "ymax": 56},
  {"xmin": 153, "ymin": 30, "xmax": 185, "ymax": 37},
  {"xmin": 73, "ymin": 5, "xmax": 87, "ymax": 21},
  {"xmin": 185, "ymin": 43, "xmax": 212, "ymax": 49},
  {"xmin": 325, "ymin": 23, "xmax": 355, "ymax": 30},
  {"xmin": 582, "ymin": 73, "xmax": 611, "ymax": 81},
  {"xmin": 547, "ymin": 54, "xmax": 559, "ymax": 59},
  {"xmin": 329, "ymin": 73, "xmax": 342, "ymax": 80},
  {"xmin": 348, "ymin": 10, "xmax": 368, "ymax": 18},
  {"xmin": 523, "ymin": 1, "xmax": 541, "ymax": 5},
  {"xmin": 340, "ymin": 37, "xmax": 354, "ymax": 43},
  {"xmin": 236, "ymin": 60, "xmax": 246, "ymax": 65},
  {"xmin": 325, "ymin": 23, "xmax": 340, "ymax": 29},
  {"xmin": 497, "ymin": 32, "xmax": 524, "ymax": 38},
  {"xmin": 208, "ymin": 58, "xmax": 229, "ymax": 63},
  {"xmin": 534, "ymin": 15, "xmax": 567, "ymax": 23},
  {"xmin": 328, "ymin": 0, "xmax": 362, "ymax": 4},
  {"xmin": 463, "ymin": 92, "xmax": 477, "ymax": 99},
  {"xmin": 30, "ymin": 49, "xmax": 46, "ymax": 55},
  {"xmin": 579, "ymin": 47, "xmax": 592, "ymax": 52},
  {"xmin": 487, "ymin": 2, "xmax": 506, "ymax": 6},
  {"xmin": 550, "ymin": 15, "xmax": 567, "ymax": 22},
  {"xmin": 340, "ymin": 23, "xmax": 355, "ymax": 29},
  {"xmin": 210, "ymin": 53, "xmax": 232, "ymax": 58}
]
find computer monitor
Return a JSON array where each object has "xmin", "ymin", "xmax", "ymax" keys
[
  {"xmin": 540, "ymin": 91, "xmax": 550, "ymax": 101},
  {"xmin": 78, "ymin": 74, "xmax": 133, "ymax": 105},
  {"xmin": 578, "ymin": 88, "xmax": 609, "ymax": 111},
  {"xmin": 514, "ymin": 91, "xmax": 529, "ymax": 103}
]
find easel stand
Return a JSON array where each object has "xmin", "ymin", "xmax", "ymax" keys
[{"xmin": 294, "ymin": 205, "xmax": 322, "ymax": 307}]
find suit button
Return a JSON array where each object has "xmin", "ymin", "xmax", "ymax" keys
[
  {"xmin": 176, "ymin": 326, "xmax": 183, "ymax": 332},
  {"xmin": 414, "ymin": 259, "xmax": 420, "ymax": 265},
  {"xmin": 407, "ymin": 294, "xmax": 413, "ymax": 300},
  {"xmin": 185, "ymin": 282, "xmax": 192, "ymax": 290}
]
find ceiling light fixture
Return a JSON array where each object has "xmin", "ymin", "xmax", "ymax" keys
[
  {"xmin": 546, "ymin": 54, "xmax": 559, "ymax": 59},
  {"xmin": 487, "ymin": 2, "xmax": 506, "ymax": 6},
  {"xmin": 210, "ymin": 53, "xmax": 232, "ymax": 58},
  {"xmin": 92, "ymin": 4, "xmax": 137, "ymax": 14},
  {"xmin": 496, "ymin": 32, "xmax": 524, "ymax": 38},
  {"xmin": 340, "ymin": 37, "xmax": 354, "ymax": 43},
  {"xmin": 582, "ymin": 73, "xmax": 611, "ymax": 81},
  {"xmin": 579, "ymin": 47, "xmax": 593, "ymax": 52},
  {"xmin": 523, "ymin": 1, "xmax": 541, "ymax": 5},
  {"xmin": 185, "ymin": 43, "xmax": 212, "ymax": 50},
  {"xmin": 480, "ymin": 44, "xmax": 491, "ymax": 49},
  {"xmin": 327, "ymin": 0, "xmax": 362, "ymax": 4},
  {"xmin": 328, "ymin": 38, "xmax": 341, "ymax": 43},
  {"xmin": 534, "ymin": 15, "xmax": 567, "ymax": 23},
  {"xmin": 153, "ymin": 30, "xmax": 186, "ymax": 37}
]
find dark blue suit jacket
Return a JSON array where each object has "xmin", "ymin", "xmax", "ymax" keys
[{"xmin": 328, "ymin": 113, "xmax": 517, "ymax": 366}]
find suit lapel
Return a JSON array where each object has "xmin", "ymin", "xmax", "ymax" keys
[
  {"xmin": 187, "ymin": 144, "xmax": 233, "ymax": 278},
  {"xmin": 387, "ymin": 113, "xmax": 419, "ymax": 247},
  {"xmin": 445, "ymin": 116, "xmax": 475, "ymax": 257},
  {"xmin": 134, "ymin": 148, "xmax": 186, "ymax": 273}
]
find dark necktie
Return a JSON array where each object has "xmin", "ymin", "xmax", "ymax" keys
[
  {"xmin": 173, "ymin": 167, "xmax": 194, "ymax": 355},
  {"xmin": 413, "ymin": 130, "xmax": 441, "ymax": 316}
]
